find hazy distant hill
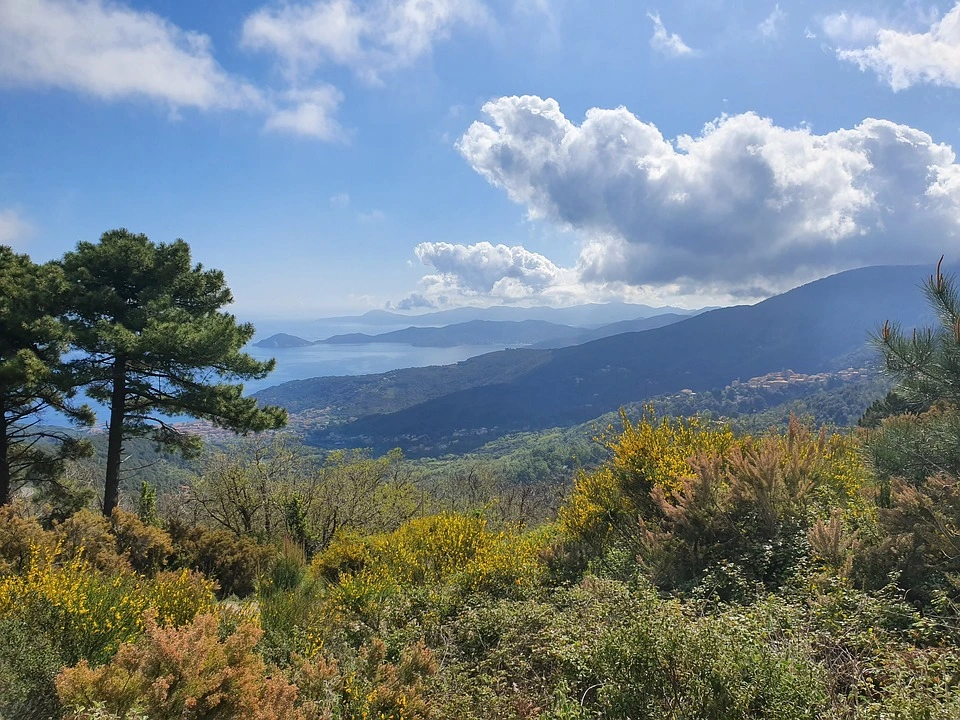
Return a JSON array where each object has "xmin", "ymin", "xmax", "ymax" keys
[
  {"xmin": 254, "ymin": 333, "xmax": 313, "ymax": 348},
  {"xmin": 255, "ymin": 265, "xmax": 938, "ymax": 454},
  {"xmin": 254, "ymin": 348, "xmax": 551, "ymax": 417},
  {"xmin": 322, "ymin": 301, "xmax": 697, "ymax": 328},
  {"xmin": 318, "ymin": 319, "xmax": 584, "ymax": 347},
  {"xmin": 530, "ymin": 313, "xmax": 690, "ymax": 349}
]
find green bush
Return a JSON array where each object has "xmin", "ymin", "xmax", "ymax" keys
[
  {"xmin": 0, "ymin": 613, "xmax": 67, "ymax": 720},
  {"xmin": 168, "ymin": 522, "xmax": 271, "ymax": 598},
  {"xmin": 110, "ymin": 509, "xmax": 172, "ymax": 575},
  {"xmin": 433, "ymin": 577, "xmax": 829, "ymax": 720}
]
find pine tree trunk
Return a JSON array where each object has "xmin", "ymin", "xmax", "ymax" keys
[
  {"xmin": 102, "ymin": 359, "xmax": 126, "ymax": 517},
  {"xmin": 0, "ymin": 413, "xmax": 10, "ymax": 507}
]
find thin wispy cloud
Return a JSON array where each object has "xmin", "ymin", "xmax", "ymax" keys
[
  {"xmin": 0, "ymin": 0, "xmax": 496, "ymax": 141},
  {"xmin": 358, "ymin": 209, "xmax": 386, "ymax": 223},
  {"xmin": 0, "ymin": 209, "xmax": 32, "ymax": 249},
  {"xmin": 264, "ymin": 85, "xmax": 346, "ymax": 141},
  {"xmin": 758, "ymin": 4, "xmax": 786, "ymax": 40},
  {"xmin": 647, "ymin": 12, "xmax": 697, "ymax": 58},
  {"xmin": 241, "ymin": 0, "xmax": 490, "ymax": 85},
  {"xmin": 821, "ymin": 11, "xmax": 882, "ymax": 45}
]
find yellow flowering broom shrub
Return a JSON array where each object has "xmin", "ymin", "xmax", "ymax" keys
[
  {"xmin": 559, "ymin": 406, "xmax": 737, "ymax": 542},
  {"xmin": 0, "ymin": 545, "xmax": 215, "ymax": 663},
  {"xmin": 313, "ymin": 513, "xmax": 545, "ymax": 616}
]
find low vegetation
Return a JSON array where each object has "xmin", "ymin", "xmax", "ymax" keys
[{"xmin": 5, "ymin": 248, "xmax": 960, "ymax": 717}]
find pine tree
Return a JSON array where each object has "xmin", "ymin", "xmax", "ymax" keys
[
  {"xmin": 0, "ymin": 246, "xmax": 93, "ymax": 506},
  {"xmin": 876, "ymin": 257, "xmax": 960, "ymax": 407},
  {"xmin": 60, "ymin": 229, "xmax": 287, "ymax": 516}
]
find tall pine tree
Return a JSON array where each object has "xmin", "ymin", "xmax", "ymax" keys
[
  {"xmin": 0, "ymin": 246, "xmax": 93, "ymax": 506},
  {"xmin": 60, "ymin": 229, "xmax": 287, "ymax": 516}
]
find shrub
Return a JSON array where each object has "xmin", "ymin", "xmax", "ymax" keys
[
  {"xmin": 0, "ymin": 613, "xmax": 67, "ymax": 720},
  {"xmin": 289, "ymin": 639, "xmax": 437, "ymax": 720},
  {"xmin": 54, "ymin": 508, "xmax": 130, "ymax": 574},
  {"xmin": 437, "ymin": 577, "xmax": 828, "ymax": 720},
  {"xmin": 168, "ymin": 522, "xmax": 272, "ymax": 598},
  {"xmin": 0, "ymin": 502, "xmax": 55, "ymax": 575},
  {"xmin": 257, "ymin": 577, "xmax": 328, "ymax": 666},
  {"xmin": 313, "ymin": 513, "xmax": 545, "ymax": 618},
  {"xmin": 111, "ymin": 509, "xmax": 173, "ymax": 575},
  {"xmin": 0, "ymin": 547, "xmax": 215, "ymax": 665},
  {"xmin": 558, "ymin": 407, "xmax": 736, "ymax": 546},
  {"xmin": 56, "ymin": 612, "xmax": 303, "ymax": 720},
  {"xmin": 852, "ymin": 474, "xmax": 960, "ymax": 612},
  {"xmin": 266, "ymin": 536, "xmax": 308, "ymax": 594}
]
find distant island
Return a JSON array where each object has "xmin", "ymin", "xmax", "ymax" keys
[{"xmin": 253, "ymin": 333, "xmax": 314, "ymax": 349}]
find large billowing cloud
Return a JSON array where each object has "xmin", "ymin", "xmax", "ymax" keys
[
  {"xmin": 241, "ymin": 0, "xmax": 488, "ymax": 84},
  {"xmin": 0, "ymin": 0, "xmax": 260, "ymax": 110},
  {"xmin": 396, "ymin": 238, "xmax": 734, "ymax": 309},
  {"xmin": 828, "ymin": 3, "xmax": 960, "ymax": 90},
  {"xmin": 456, "ymin": 95, "xmax": 960, "ymax": 298}
]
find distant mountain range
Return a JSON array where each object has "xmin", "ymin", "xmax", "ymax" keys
[
  {"xmin": 321, "ymin": 301, "xmax": 698, "ymax": 328},
  {"xmin": 317, "ymin": 319, "xmax": 585, "ymax": 347},
  {"xmin": 529, "ymin": 313, "xmax": 692, "ymax": 349},
  {"xmin": 254, "ymin": 313, "xmax": 695, "ymax": 350},
  {"xmin": 253, "ymin": 265, "xmax": 939, "ymax": 455}
]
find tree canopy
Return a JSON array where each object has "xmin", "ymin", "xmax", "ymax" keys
[
  {"xmin": 0, "ymin": 246, "xmax": 92, "ymax": 506},
  {"xmin": 60, "ymin": 229, "xmax": 286, "ymax": 515}
]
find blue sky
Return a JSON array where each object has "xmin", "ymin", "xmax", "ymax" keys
[{"xmin": 1, "ymin": 0, "xmax": 960, "ymax": 317}]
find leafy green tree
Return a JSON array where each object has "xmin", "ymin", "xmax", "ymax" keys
[
  {"xmin": 0, "ymin": 246, "xmax": 93, "ymax": 506},
  {"xmin": 60, "ymin": 229, "xmax": 287, "ymax": 516}
]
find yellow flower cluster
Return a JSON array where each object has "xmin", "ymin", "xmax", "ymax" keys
[
  {"xmin": 767, "ymin": 422, "xmax": 872, "ymax": 517},
  {"xmin": 314, "ymin": 513, "xmax": 543, "ymax": 614},
  {"xmin": 0, "ymin": 545, "xmax": 215, "ymax": 661},
  {"xmin": 559, "ymin": 406, "xmax": 736, "ymax": 539},
  {"xmin": 608, "ymin": 406, "xmax": 737, "ymax": 494}
]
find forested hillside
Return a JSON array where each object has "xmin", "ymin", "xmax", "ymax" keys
[{"xmin": 257, "ymin": 264, "xmax": 934, "ymax": 454}]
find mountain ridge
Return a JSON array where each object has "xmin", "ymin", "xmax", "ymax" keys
[{"xmin": 255, "ymin": 264, "xmax": 940, "ymax": 454}]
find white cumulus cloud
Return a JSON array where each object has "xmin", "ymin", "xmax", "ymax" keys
[
  {"xmin": 398, "ymin": 241, "xmax": 578, "ymax": 306},
  {"xmin": 648, "ymin": 12, "xmax": 697, "ymax": 58},
  {"xmin": 830, "ymin": 3, "xmax": 960, "ymax": 90},
  {"xmin": 457, "ymin": 95, "xmax": 960, "ymax": 298},
  {"xmin": 0, "ymin": 0, "xmax": 261, "ymax": 110},
  {"xmin": 242, "ymin": 0, "xmax": 488, "ymax": 83}
]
